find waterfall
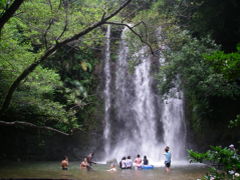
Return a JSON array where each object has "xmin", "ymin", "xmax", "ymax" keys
[
  {"xmin": 103, "ymin": 25, "xmax": 112, "ymax": 156},
  {"xmin": 132, "ymin": 47, "xmax": 160, "ymax": 160},
  {"xmin": 157, "ymin": 26, "xmax": 187, "ymax": 160},
  {"xmin": 102, "ymin": 26, "xmax": 186, "ymax": 163},
  {"xmin": 161, "ymin": 87, "xmax": 186, "ymax": 160}
]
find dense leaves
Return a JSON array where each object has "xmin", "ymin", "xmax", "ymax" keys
[
  {"xmin": 0, "ymin": 0, "xmax": 108, "ymax": 134},
  {"xmin": 189, "ymin": 146, "xmax": 240, "ymax": 180}
]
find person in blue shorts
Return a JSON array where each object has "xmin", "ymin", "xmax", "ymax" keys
[{"xmin": 163, "ymin": 146, "xmax": 171, "ymax": 172}]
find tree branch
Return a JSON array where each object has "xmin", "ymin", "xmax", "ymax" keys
[
  {"xmin": 47, "ymin": 0, "xmax": 53, "ymax": 11},
  {"xmin": 105, "ymin": 22, "xmax": 155, "ymax": 55},
  {"xmin": 0, "ymin": 0, "xmax": 25, "ymax": 32},
  {"xmin": 0, "ymin": 121, "xmax": 69, "ymax": 136},
  {"xmin": 101, "ymin": 12, "xmax": 106, "ymax": 21},
  {"xmin": 43, "ymin": 19, "xmax": 54, "ymax": 49},
  {"xmin": 56, "ymin": 9, "xmax": 68, "ymax": 41},
  {"xmin": 61, "ymin": 0, "xmax": 132, "ymax": 45},
  {"xmin": 120, "ymin": 8, "xmax": 141, "ymax": 23}
]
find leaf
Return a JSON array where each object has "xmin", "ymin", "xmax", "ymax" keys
[{"xmin": 80, "ymin": 61, "xmax": 88, "ymax": 71}]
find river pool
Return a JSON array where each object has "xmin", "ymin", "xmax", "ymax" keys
[{"xmin": 0, "ymin": 161, "xmax": 207, "ymax": 180}]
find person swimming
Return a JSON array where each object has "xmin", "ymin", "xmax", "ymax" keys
[
  {"xmin": 80, "ymin": 157, "xmax": 91, "ymax": 171},
  {"xmin": 107, "ymin": 163, "xmax": 117, "ymax": 172}
]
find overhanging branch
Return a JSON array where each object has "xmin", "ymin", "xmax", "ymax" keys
[
  {"xmin": 105, "ymin": 22, "xmax": 155, "ymax": 55},
  {"xmin": 0, "ymin": 121, "xmax": 70, "ymax": 136}
]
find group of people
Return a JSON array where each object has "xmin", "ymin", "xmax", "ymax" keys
[
  {"xmin": 119, "ymin": 154, "xmax": 149, "ymax": 169},
  {"xmin": 80, "ymin": 152, "xmax": 96, "ymax": 171},
  {"xmin": 60, "ymin": 146, "xmax": 172, "ymax": 172},
  {"xmin": 61, "ymin": 152, "xmax": 96, "ymax": 171},
  {"xmin": 119, "ymin": 146, "xmax": 171, "ymax": 172}
]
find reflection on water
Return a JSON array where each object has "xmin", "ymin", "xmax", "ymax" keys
[{"xmin": 0, "ymin": 161, "xmax": 207, "ymax": 180}]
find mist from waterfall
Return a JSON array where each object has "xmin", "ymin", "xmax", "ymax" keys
[{"xmin": 102, "ymin": 26, "xmax": 186, "ymax": 163}]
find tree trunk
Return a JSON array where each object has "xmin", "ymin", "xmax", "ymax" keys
[{"xmin": 0, "ymin": 0, "xmax": 25, "ymax": 32}]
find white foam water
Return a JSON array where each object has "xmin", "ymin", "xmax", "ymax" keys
[{"xmin": 102, "ymin": 26, "xmax": 187, "ymax": 163}]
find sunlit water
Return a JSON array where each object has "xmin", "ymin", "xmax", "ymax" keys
[{"xmin": 0, "ymin": 161, "xmax": 207, "ymax": 180}]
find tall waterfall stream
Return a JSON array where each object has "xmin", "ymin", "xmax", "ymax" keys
[{"xmin": 103, "ymin": 25, "xmax": 186, "ymax": 163}]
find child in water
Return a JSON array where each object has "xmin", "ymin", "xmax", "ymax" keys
[{"xmin": 107, "ymin": 164, "xmax": 117, "ymax": 172}]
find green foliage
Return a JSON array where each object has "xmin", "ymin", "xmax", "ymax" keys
[
  {"xmin": 156, "ymin": 27, "xmax": 240, "ymax": 133},
  {"xmin": 188, "ymin": 146, "xmax": 240, "ymax": 180},
  {"xmin": 229, "ymin": 114, "xmax": 240, "ymax": 128},
  {"xmin": 0, "ymin": 0, "xmax": 11, "ymax": 11},
  {"xmin": 187, "ymin": 0, "xmax": 240, "ymax": 52},
  {"xmin": 203, "ymin": 46, "xmax": 240, "ymax": 81},
  {"xmin": 0, "ymin": 8, "xmax": 79, "ymax": 133},
  {"xmin": 0, "ymin": 0, "xmax": 108, "ymax": 134},
  {"xmin": 44, "ymin": 45, "xmax": 102, "ymax": 131},
  {"xmin": 13, "ymin": 0, "xmax": 104, "ymax": 49},
  {"xmin": 156, "ymin": 30, "xmax": 239, "ymax": 98}
]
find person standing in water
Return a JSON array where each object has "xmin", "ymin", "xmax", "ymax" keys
[
  {"xmin": 86, "ymin": 152, "xmax": 97, "ymax": 166},
  {"xmin": 163, "ymin": 146, "xmax": 171, "ymax": 172},
  {"xmin": 61, "ymin": 156, "xmax": 69, "ymax": 170},
  {"xmin": 80, "ymin": 157, "xmax": 91, "ymax": 171}
]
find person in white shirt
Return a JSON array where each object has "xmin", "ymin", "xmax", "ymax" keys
[
  {"xmin": 126, "ymin": 156, "xmax": 133, "ymax": 169},
  {"xmin": 119, "ymin": 157, "xmax": 127, "ymax": 169}
]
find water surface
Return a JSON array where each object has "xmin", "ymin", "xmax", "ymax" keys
[{"xmin": 0, "ymin": 161, "xmax": 207, "ymax": 180}]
